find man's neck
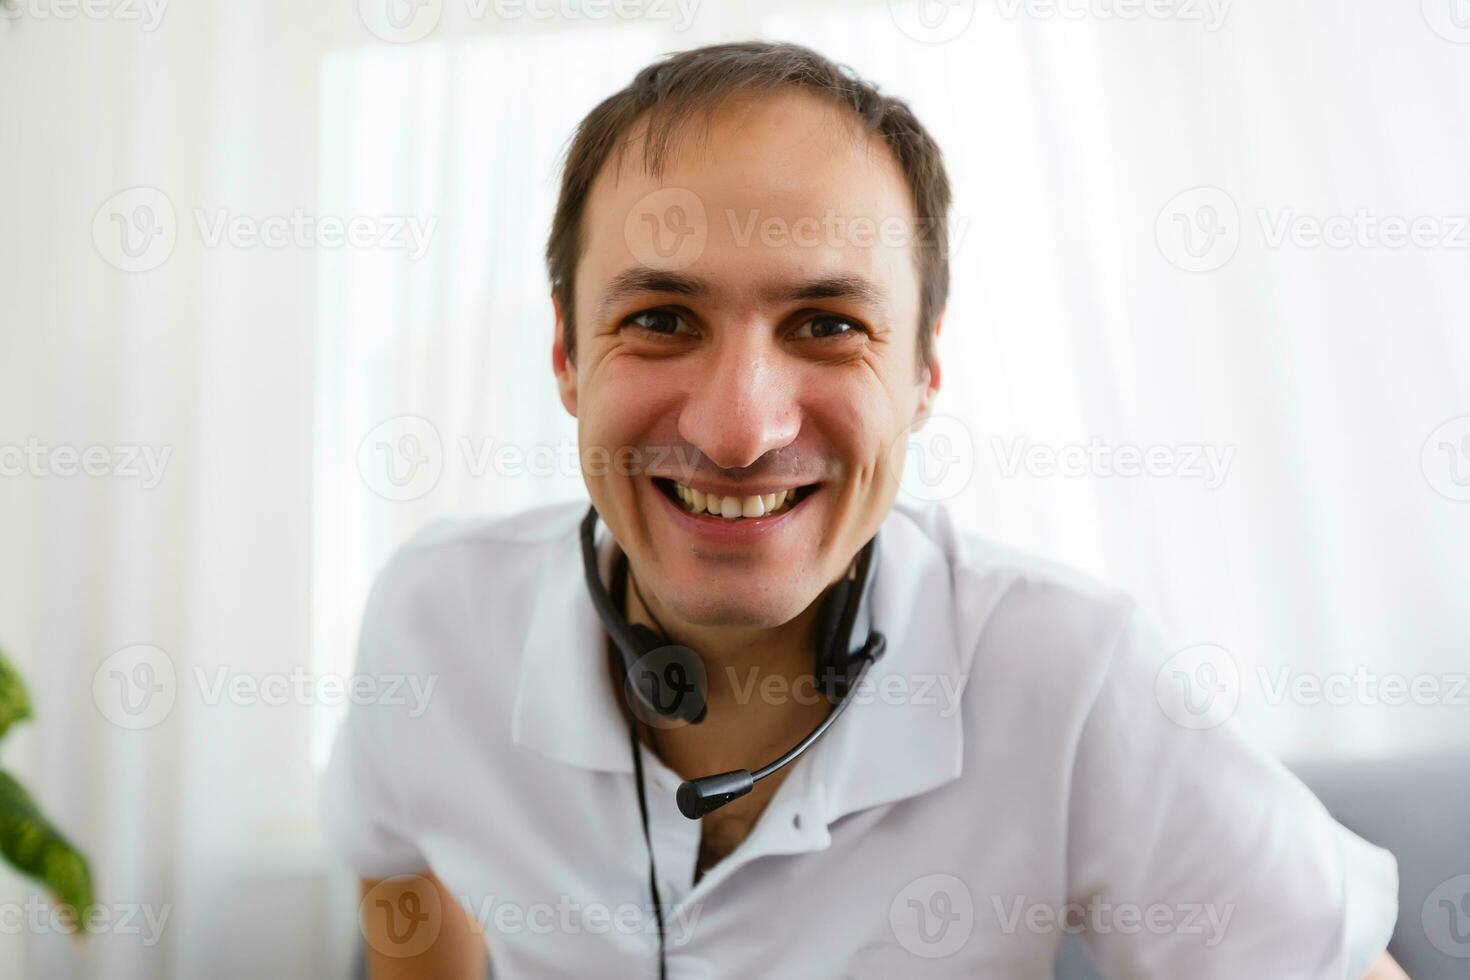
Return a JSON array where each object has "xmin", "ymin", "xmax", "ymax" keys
[
  {"xmin": 621, "ymin": 556, "xmax": 828, "ymax": 718},
  {"xmin": 613, "ymin": 551, "xmax": 835, "ymax": 789},
  {"xmin": 608, "ymin": 550, "xmax": 848, "ymax": 880}
]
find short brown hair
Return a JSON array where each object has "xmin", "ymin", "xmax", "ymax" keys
[{"xmin": 545, "ymin": 41, "xmax": 952, "ymax": 370}]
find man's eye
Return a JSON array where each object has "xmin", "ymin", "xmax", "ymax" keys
[
  {"xmin": 793, "ymin": 315, "xmax": 862, "ymax": 340},
  {"xmin": 626, "ymin": 310, "xmax": 689, "ymax": 336}
]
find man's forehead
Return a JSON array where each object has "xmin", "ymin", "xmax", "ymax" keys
[{"xmin": 575, "ymin": 89, "xmax": 920, "ymax": 314}]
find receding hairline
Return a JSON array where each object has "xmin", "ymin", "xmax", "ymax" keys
[{"xmin": 602, "ymin": 83, "xmax": 895, "ymax": 189}]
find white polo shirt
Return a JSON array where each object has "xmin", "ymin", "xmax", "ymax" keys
[{"xmin": 320, "ymin": 498, "xmax": 1398, "ymax": 979}]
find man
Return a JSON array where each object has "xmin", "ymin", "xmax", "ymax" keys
[{"xmin": 322, "ymin": 42, "xmax": 1405, "ymax": 978}]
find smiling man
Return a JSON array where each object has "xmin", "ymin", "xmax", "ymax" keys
[{"xmin": 323, "ymin": 42, "xmax": 1405, "ymax": 979}]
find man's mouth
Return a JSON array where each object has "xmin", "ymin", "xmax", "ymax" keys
[{"xmin": 651, "ymin": 477, "xmax": 819, "ymax": 520}]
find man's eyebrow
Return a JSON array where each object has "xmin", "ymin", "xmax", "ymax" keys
[
  {"xmin": 593, "ymin": 268, "xmax": 889, "ymax": 320},
  {"xmin": 761, "ymin": 273, "xmax": 887, "ymax": 310},
  {"xmin": 595, "ymin": 267, "xmax": 710, "ymax": 321}
]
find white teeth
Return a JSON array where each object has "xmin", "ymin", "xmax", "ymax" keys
[{"xmin": 669, "ymin": 481, "xmax": 803, "ymax": 518}]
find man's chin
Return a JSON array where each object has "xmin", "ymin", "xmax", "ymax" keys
[{"xmin": 655, "ymin": 586, "xmax": 811, "ymax": 634}]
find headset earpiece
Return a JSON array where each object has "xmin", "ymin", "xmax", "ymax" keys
[
  {"xmin": 813, "ymin": 535, "xmax": 884, "ymax": 698},
  {"xmin": 582, "ymin": 507, "xmax": 708, "ymax": 726},
  {"xmin": 627, "ymin": 623, "xmax": 665, "ymax": 654}
]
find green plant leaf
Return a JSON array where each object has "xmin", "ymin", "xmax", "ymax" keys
[
  {"xmin": 0, "ymin": 650, "xmax": 34, "ymax": 742},
  {"xmin": 0, "ymin": 769, "xmax": 95, "ymax": 929}
]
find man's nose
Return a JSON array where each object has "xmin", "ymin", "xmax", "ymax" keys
[{"xmin": 676, "ymin": 334, "xmax": 799, "ymax": 471}]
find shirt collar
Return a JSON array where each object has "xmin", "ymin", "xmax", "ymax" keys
[{"xmin": 510, "ymin": 502, "xmax": 966, "ymax": 829}]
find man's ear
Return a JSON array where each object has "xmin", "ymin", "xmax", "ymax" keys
[
  {"xmin": 913, "ymin": 311, "xmax": 944, "ymax": 427},
  {"xmin": 551, "ymin": 292, "xmax": 578, "ymax": 418}
]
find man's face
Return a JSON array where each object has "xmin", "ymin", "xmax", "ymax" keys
[{"xmin": 554, "ymin": 88, "xmax": 941, "ymax": 632}]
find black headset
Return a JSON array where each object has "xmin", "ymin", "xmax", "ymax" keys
[{"xmin": 578, "ymin": 504, "xmax": 887, "ymax": 819}]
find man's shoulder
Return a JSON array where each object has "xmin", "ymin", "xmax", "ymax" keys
[
  {"xmin": 888, "ymin": 501, "xmax": 1140, "ymax": 684},
  {"xmin": 382, "ymin": 498, "xmax": 584, "ymax": 572},
  {"xmin": 399, "ymin": 497, "xmax": 586, "ymax": 553},
  {"xmin": 365, "ymin": 498, "xmax": 587, "ymax": 620},
  {"xmin": 890, "ymin": 501, "xmax": 1135, "ymax": 627}
]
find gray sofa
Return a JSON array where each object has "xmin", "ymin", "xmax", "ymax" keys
[{"xmin": 1055, "ymin": 754, "xmax": 1470, "ymax": 979}]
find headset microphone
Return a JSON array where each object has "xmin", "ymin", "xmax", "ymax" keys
[
  {"xmin": 674, "ymin": 629, "xmax": 886, "ymax": 818},
  {"xmin": 579, "ymin": 504, "xmax": 886, "ymax": 819}
]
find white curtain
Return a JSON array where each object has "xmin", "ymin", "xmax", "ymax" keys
[{"xmin": 3, "ymin": 1, "xmax": 1467, "ymax": 977}]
